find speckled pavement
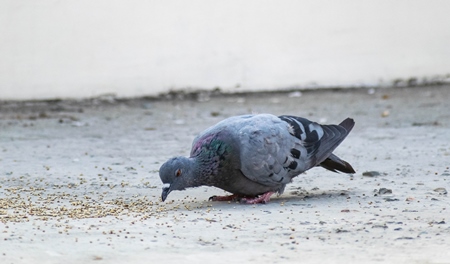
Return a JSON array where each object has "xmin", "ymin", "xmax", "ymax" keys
[{"xmin": 1, "ymin": 86, "xmax": 449, "ymax": 263}]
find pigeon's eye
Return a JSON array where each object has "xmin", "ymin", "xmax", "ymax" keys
[{"xmin": 175, "ymin": 169, "xmax": 182, "ymax": 177}]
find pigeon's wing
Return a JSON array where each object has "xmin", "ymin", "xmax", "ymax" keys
[
  {"xmin": 279, "ymin": 116, "xmax": 354, "ymax": 166},
  {"xmin": 238, "ymin": 115, "xmax": 354, "ymax": 188},
  {"xmin": 237, "ymin": 114, "xmax": 304, "ymax": 188}
]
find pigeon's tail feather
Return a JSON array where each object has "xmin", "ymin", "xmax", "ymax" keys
[
  {"xmin": 320, "ymin": 153, "xmax": 355, "ymax": 174},
  {"xmin": 311, "ymin": 118, "xmax": 354, "ymax": 165},
  {"xmin": 318, "ymin": 118, "xmax": 355, "ymax": 174},
  {"xmin": 338, "ymin": 118, "xmax": 355, "ymax": 133}
]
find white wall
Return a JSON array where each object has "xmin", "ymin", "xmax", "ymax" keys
[{"xmin": 1, "ymin": 0, "xmax": 450, "ymax": 100}]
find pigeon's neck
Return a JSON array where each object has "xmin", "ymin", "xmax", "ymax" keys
[
  {"xmin": 172, "ymin": 157, "xmax": 207, "ymax": 189},
  {"xmin": 192, "ymin": 154, "xmax": 219, "ymax": 181},
  {"xmin": 191, "ymin": 138, "xmax": 231, "ymax": 183}
]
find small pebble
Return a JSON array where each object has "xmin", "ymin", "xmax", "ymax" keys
[
  {"xmin": 381, "ymin": 110, "xmax": 390, "ymax": 117},
  {"xmin": 363, "ymin": 171, "xmax": 381, "ymax": 177},
  {"xmin": 433, "ymin": 188, "xmax": 447, "ymax": 195},
  {"xmin": 396, "ymin": 237, "xmax": 414, "ymax": 240},
  {"xmin": 378, "ymin": 188, "xmax": 393, "ymax": 195}
]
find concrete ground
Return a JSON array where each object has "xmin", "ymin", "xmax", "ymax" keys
[{"xmin": 1, "ymin": 85, "xmax": 449, "ymax": 264}]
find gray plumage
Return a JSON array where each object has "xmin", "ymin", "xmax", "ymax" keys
[{"xmin": 159, "ymin": 114, "xmax": 355, "ymax": 203}]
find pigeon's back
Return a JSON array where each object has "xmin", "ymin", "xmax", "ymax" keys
[
  {"xmin": 237, "ymin": 114, "xmax": 309, "ymax": 188},
  {"xmin": 189, "ymin": 115, "xmax": 255, "ymax": 157}
]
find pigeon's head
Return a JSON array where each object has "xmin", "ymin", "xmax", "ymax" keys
[{"xmin": 159, "ymin": 156, "xmax": 194, "ymax": 202}]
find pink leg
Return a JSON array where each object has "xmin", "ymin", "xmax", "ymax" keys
[{"xmin": 241, "ymin": 191, "xmax": 275, "ymax": 204}]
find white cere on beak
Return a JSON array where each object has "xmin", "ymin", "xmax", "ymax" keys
[{"xmin": 162, "ymin": 183, "xmax": 171, "ymax": 189}]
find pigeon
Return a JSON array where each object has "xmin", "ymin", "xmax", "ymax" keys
[{"xmin": 159, "ymin": 114, "xmax": 355, "ymax": 204}]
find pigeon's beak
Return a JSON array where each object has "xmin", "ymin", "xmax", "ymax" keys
[{"xmin": 161, "ymin": 183, "xmax": 171, "ymax": 202}]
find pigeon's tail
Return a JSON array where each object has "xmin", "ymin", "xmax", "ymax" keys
[
  {"xmin": 279, "ymin": 116, "xmax": 355, "ymax": 173},
  {"xmin": 338, "ymin": 118, "xmax": 355, "ymax": 133},
  {"xmin": 319, "ymin": 153, "xmax": 355, "ymax": 173},
  {"xmin": 318, "ymin": 118, "xmax": 355, "ymax": 174}
]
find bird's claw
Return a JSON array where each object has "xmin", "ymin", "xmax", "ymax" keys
[
  {"xmin": 209, "ymin": 192, "xmax": 275, "ymax": 204},
  {"xmin": 208, "ymin": 194, "xmax": 240, "ymax": 202}
]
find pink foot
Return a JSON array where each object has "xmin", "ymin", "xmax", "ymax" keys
[{"xmin": 241, "ymin": 192, "xmax": 275, "ymax": 204}]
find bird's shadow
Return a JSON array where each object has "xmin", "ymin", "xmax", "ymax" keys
[
  {"xmin": 199, "ymin": 188, "xmax": 357, "ymax": 208},
  {"xmin": 161, "ymin": 188, "xmax": 361, "ymax": 211},
  {"xmin": 264, "ymin": 188, "xmax": 355, "ymax": 205}
]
